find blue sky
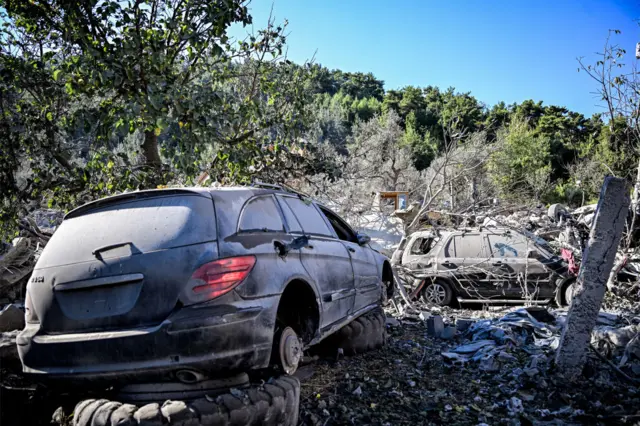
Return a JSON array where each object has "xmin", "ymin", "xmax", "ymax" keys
[{"xmin": 231, "ymin": 0, "xmax": 640, "ymax": 117}]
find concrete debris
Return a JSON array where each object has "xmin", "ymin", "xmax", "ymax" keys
[
  {"xmin": 0, "ymin": 329, "xmax": 20, "ymax": 363},
  {"xmin": 0, "ymin": 210, "xmax": 59, "ymax": 304},
  {"xmin": 385, "ymin": 317, "xmax": 401, "ymax": 328},
  {"xmin": 427, "ymin": 315, "xmax": 444, "ymax": 337},
  {"xmin": 455, "ymin": 318, "xmax": 475, "ymax": 332},
  {"xmin": 0, "ymin": 304, "xmax": 24, "ymax": 332},
  {"xmin": 441, "ymin": 326, "xmax": 456, "ymax": 340},
  {"xmin": 439, "ymin": 306, "xmax": 640, "ymax": 380}
]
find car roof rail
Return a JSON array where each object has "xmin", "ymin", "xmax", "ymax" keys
[
  {"xmin": 250, "ymin": 180, "xmax": 311, "ymax": 199},
  {"xmin": 250, "ymin": 181, "xmax": 284, "ymax": 191}
]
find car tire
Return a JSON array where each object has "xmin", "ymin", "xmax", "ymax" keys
[
  {"xmin": 421, "ymin": 280, "xmax": 453, "ymax": 306},
  {"xmin": 315, "ymin": 307, "xmax": 386, "ymax": 356},
  {"xmin": 69, "ymin": 376, "xmax": 300, "ymax": 426}
]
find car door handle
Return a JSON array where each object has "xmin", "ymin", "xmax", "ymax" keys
[
  {"xmin": 348, "ymin": 247, "xmax": 356, "ymax": 253},
  {"xmin": 442, "ymin": 261, "xmax": 457, "ymax": 267},
  {"xmin": 305, "ymin": 245, "xmax": 314, "ymax": 250},
  {"xmin": 492, "ymin": 262, "xmax": 503, "ymax": 266}
]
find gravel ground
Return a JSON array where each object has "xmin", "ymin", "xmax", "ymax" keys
[{"xmin": 298, "ymin": 316, "xmax": 640, "ymax": 425}]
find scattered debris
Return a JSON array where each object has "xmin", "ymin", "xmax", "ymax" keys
[{"xmin": 0, "ymin": 304, "xmax": 24, "ymax": 332}]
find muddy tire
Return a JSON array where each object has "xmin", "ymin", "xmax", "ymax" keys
[
  {"xmin": 70, "ymin": 376, "xmax": 300, "ymax": 426},
  {"xmin": 316, "ymin": 307, "xmax": 386, "ymax": 356}
]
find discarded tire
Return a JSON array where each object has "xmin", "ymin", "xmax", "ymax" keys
[
  {"xmin": 317, "ymin": 307, "xmax": 386, "ymax": 356},
  {"xmin": 70, "ymin": 376, "xmax": 300, "ymax": 426}
]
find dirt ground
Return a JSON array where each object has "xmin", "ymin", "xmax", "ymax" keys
[
  {"xmin": 1, "ymin": 312, "xmax": 639, "ymax": 426},
  {"xmin": 298, "ymin": 319, "xmax": 640, "ymax": 425}
]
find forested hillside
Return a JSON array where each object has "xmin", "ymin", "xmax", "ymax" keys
[{"xmin": 1, "ymin": 0, "xmax": 639, "ymax": 239}]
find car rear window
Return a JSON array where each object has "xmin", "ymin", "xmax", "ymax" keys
[
  {"xmin": 37, "ymin": 194, "xmax": 216, "ymax": 269},
  {"xmin": 239, "ymin": 196, "xmax": 284, "ymax": 232}
]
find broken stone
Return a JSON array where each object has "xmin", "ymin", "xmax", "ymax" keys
[
  {"xmin": 419, "ymin": 311, "xmax": 431, "ymax": 321},
  {"xmin": 518, "ymin": 390, "xmax": 535, "ymax": 402},
  {"xmin": 386, "ymin": 318, "xmax": 400, "ymax": 327},
  {"xmin": 318, "ymin": 400, "xmax": 327, "ymax": 410},
  {"xmin": 498, "ymin": 351, "xmax": 517, "ymax": 362},
  {"xmin": 479, "ymin": 357, "xmax": 499, "ymax": 372},
  {"xmin": 507, "ymin": 397, "xmax": 524, "ymax": 414},
  {"xmin": 441, "ymin": 326, "xmax": 456, "ymax": 340},
  {"xmin": 427, "ymin": 315, "xmax": 444, "ymax": 337},
  {"xmin": 352, "ymin": 386, "xmax": 362, "ymax": 396},
  {"xmin": 456, "ymin": 318, "xmax": 475, "ymax": 332},
  {"xmin": 523, "ymin": 368, "xmax": 539, "ymax": 377},
  {"xmin": 0, "ymin": 304, "xmax": 24, "ymax": 332}
]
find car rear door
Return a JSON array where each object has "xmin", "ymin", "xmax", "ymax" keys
[
  {"xmin": 436, "ymin": 233, "xmax": 496, "ymax": 299},
  {"xmin": 485, "ymin": 230, "xmax": 550, "ymax": 300},
  {"xmin": 277, "ymin": 195, "xmax": 355, "ymax": 328},
  {"xmin": 318, "ymin": 206, "xmax": 380, "ymax": 313}
]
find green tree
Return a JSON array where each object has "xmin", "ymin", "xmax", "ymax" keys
[
  {"xmin": 488, "ymin": 117, "xmax": 552, "ymax": 200},
  {"xmin": 0, "ymin": 0, "xmax": 310, "ymax": 237}
]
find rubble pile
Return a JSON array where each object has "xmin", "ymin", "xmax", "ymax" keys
[
  {"xmin": 0, "ymin": 210, "xmax": 62, "ymax": 369},
  {"xmin": 440, "ymin": 307, "xmax": 640, "ymax": 381},
  {"xmin": 298, "ymin": 304, "xmax": 640, "ymax": 425}
]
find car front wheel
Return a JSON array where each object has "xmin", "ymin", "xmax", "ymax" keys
[{"xmin": 421, "ymin": 280, "xmax": 453, "ymax": 306}]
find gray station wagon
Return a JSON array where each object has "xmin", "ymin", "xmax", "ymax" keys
[
  {"xmin": 18, "ymin": 186, "xmax": 393, "ymax": 384},
  {"xmin": 394, "ymin": 228, "xmax": 575, "ymax": 306}
]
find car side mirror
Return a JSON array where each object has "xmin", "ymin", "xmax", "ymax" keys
[
  {"xmin": 357, "ymin": 233, "xmax": 371, "ymax": 246},
  {"xmin": 527, "ymin": 249, "xmax": 540, "ymax": 259}
]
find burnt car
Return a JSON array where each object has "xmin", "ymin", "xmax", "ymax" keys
[
  {"xmin": 393, "ymin": 228, "xmax": 576, "ymax": 306},
  {"xmin": 18, "ymin": 186, "xmax": 393, "ymax": 384}
]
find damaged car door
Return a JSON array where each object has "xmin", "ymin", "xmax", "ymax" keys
[
  {"xmin": 437, "ymin": 232, "xmax": 496, "ymax": 299},
  {"xmin": 318, "ymin": 207, "xmax": 380, "ymax": 313},
  {"xmin": 276, "ymin": 195, "xmax": 355, "ymax": 328},
  {"xmin": 484, "ymin": 230, "xmax": 552, "ymax": 300}
]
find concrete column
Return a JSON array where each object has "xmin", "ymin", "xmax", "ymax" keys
[{"xmin": 555, "ymin": 177, "xmax": 630, "ymax": 379}]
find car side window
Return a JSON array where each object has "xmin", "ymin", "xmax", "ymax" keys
[
  {"xmin": 282, "ymin": 197, "xmax": 333, "ymax": 237},
  {"xmin": 239, "ymin": 196, "xmax": 284, "ymax": 232},
  {"xmin": 487, "ymin": 233, "xmax": 530, "ymax": 258},
  {"xmin": 453, "ymin": 234, "xmax": 486, "ymax": 258},
  {"xmin": 319, "ymin": 207, "xmax": 357, "ymax": 242},
  {"xmin": 411, "ymin": 237, "xmax": 434, "ymax": 255},
  {"xmin": 276, "ymin": 196, "xmax": 303, "ymax": 233}
]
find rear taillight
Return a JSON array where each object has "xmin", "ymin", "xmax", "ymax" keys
[{"xmin": 190, "ymin": 256, "xmax": 256, "ymax": 300}]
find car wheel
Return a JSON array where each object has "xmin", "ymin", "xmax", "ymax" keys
[
  {"xmin": 422, "ymin": 280, "xmax": 453, "ymax": 306},
  {"xmin": 314, "ymin": 307, "xmax": 386, "ymax": 356},
  {"xmin": 68, "ymin": 376, "xmax": 301, "ymax": 426},
  {"xmin": 275, "ymin": 326, "xmax": 302, "ymax": 375}
]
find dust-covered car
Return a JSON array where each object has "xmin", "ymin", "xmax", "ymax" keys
[
  {"xmin": 18, "ymin": 186, "xmax": 393, "ymax": 384},
  {"xmin": 393, "ymin": 228, "xmax": 576, "ymax": 306}
]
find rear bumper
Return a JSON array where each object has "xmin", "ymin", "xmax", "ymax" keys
[{"xmin": 17, "ymin": 296, "xmax": 278, "ymax": 384}]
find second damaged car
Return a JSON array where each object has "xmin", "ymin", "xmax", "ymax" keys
[{"xmin": 393, "ymin": 227, "xmax": 576, "ymax": 306}]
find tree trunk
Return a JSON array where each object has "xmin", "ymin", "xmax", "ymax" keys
[
  {"xmin": 554, "ymin": 177, "xmax": 630, "ymax": 380},
  {"xmin": 142, "ymin": 129, "xmax": 162, "ymax": 168}
]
